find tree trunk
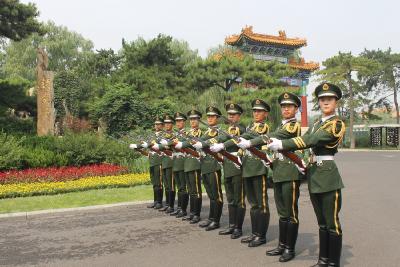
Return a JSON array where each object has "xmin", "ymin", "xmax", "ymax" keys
[
  {"xmin": 393, "ymin": 82, "xmax": 399, "ymax": 124},
  {"xmin": 348, "ymin": 73, "xmax": 356, "ymax": 149}
]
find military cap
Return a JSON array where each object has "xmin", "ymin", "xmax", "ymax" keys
[
  {"xmin": 187, "ymin": 109, "xmax": 202, "ymax": 119},
  {"xmin": 251, "ymin": 99, "xmax": 271, "ymax": 112},
  {"xmin": 154, "ymin": 116, "xmax": 163, "ymax": 124},
  {"xmin": 225, "ymin": 103, "xmax": 243, "ymax": 114},
  {"xmin": 278, "ymin": 92, "xmax": 301, "ymax": 107},
  {"xmin": 163, "ymin": 114, "xmax": 174, "ymax": 123},
  {"xmin": 315, "ymin": 82, "xmax": 342, "ymax": 100},
  {"xmin": 205, "ymin": 106, "xmax": 222, "ymax": 116},
  {"xmin": 174, "ymin": 112, "xmax": 187, "ymax": 121}
]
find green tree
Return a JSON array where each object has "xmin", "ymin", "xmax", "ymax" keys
[
  {"xmin": 90, "ymin": 83, "xmax": 174, "ymax": 135},
  {"xmin": 189, "ymin": 47, "xmax": 294, "ymax": 92},
  {"xmin": 318, "ymin": 52, "xmax": 380, "ymax": 148},
  {"xmin": 1, "ymin": 21, "xmax": 93, "ymax": 81},
  {"xmin": 117, "ymin": 34, "xmax": 199, "ymax": 105},
  {"xmin": 0, "ymin": 0, "xmax": 43, "ymax": 41},
  {"xmin": 0, "ymin": 77, "xmax": 35, "ymax": 116},
  {"xmin": 360, "ymin": 48, "xmax": 400, "ymax": 123}
]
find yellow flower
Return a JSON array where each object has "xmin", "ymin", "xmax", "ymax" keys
[{"xmin": 0, "ymin": 173, "xmax": 150, "ymax": 198}]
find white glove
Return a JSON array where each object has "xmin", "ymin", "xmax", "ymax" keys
[
  {"xmin": 141, "ymin": 142, "xmax": 149, "ymax": 148},
  {"xmin": 266, "ymin": 138, "xmax": 282, "ymax": 152},
  {"xmin": 129, "ymin": 144, "xmax": 138, "ymax": 150},
  {"xmin": 160, "ymin": 139, "xmax": 168, "ymax": 146},
  {"xmin": 193, "ymin": 142, "xmax": 203, "ymax": 149},
  {"xmin": 262, "ymin": 154, "xmax": 273, "ymax": 168},
  {"xmin": 295, "ymin": 160, "xmax": 306, "ymax": 175},
  {"xmin": 175, "ymin": 141, "xmax": 183, "ymax": 149},
  {"xmin": 237, "ymin": 137, "xmax": 251, "ymax": 149},
  {"xmin": 151, "ymin": 144, "xmax": 160, "ymax": 150},
  {"xmin": 210, "ymin": 143, "xmax": 224, "ymax": 152}
]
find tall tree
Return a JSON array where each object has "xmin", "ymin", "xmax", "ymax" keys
[
  {"xmin": 360, "ymin": 48, "xmax": 400, "ymax": 123},
  {"xmin": 318, "ymin": 52, "xmax": 380, "ymax": 148},
  {"xmin": 189, "ymin": 47, "xmax": 294, "ymax": 92},
  {"xmin": 1, "ymin": 21, "xmax": 93, "ymax": 81},
  {"xmin": 0, "ymin": 0, "xmax": 43, "ymax": 40}
]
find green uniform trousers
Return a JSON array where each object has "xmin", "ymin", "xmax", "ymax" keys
[
  {"xmin": 245, "ymin": 175, "xmax": 269, "ymax": 213},
  {"xmin": 310, "ymin": 189, "xmax": 342, "ymax": 235},
  {"xmin": 225, "ymin": 174, "xmax": 246, "ymax": 208},
  {"xmin": 174, "ymin": 170, "xmax": 187, "ymax": 194},
  {"xmin": 150, "ymin": 164, "xmax": 163, "ymax": 191},
  {"xmin": 202, "ymin": 171, "xmax": 223, "ymax": 204},
  {"xmin": 273, "ymin": 180, "xmax": 300, "ymax": 223},
  {"xmin": 186, "ymin": 170, "xmax": 202, "ymax": 198},
  {"xmin": 163, "ymin": 167, "xmax": 174, "ymax": 192}
]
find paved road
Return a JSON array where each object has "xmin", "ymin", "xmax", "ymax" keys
[{"xmin": 0, "ymin": 151, "xmax": 399, "ymax": 267}]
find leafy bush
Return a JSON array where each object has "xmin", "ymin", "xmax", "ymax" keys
[
  {"xmin": 0, "ymin": 132, "xmax": 25, "ymax": 170},
  {"xmin": 0, "ymin": 117, "xmax": 35, "ymax": 135}
]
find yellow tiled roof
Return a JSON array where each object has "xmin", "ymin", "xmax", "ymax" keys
[{"xmin": 225, "ymin": 26, "xmax": 307, "ymax": 48}]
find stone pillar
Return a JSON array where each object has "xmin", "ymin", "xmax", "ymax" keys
[{"xmin": 36, "ymin": 48, "xmax": 55, "ymax": 136}]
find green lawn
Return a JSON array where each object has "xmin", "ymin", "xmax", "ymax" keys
[{"xmin": 0, "ymin": 185, "xmax": 153, "ymax": 214}]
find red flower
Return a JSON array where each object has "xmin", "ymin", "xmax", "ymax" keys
[{"xmin": 0, "ymin": 164, "xmax": 128, "ymax": 184}]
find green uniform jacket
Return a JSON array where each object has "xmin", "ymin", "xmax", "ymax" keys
[
  {"xmin": 159, "ymin": 130, "xmax": 174, "ymax": 169},
  {"xmin": 251, "ymin": 119, "xmax": 302, "ymax": 183},
  {"xmin": 183, "ymin": 128, "xmax": 202, "ymax": 172},
  {"xmin": 225, "ymin": 122, "xmax": 270, "ymax": 178},
  {"xmin": 149, "ymin": 131, "xmax": 163, "ymax": 167},
  {"xmin": 172, "ymin": 129, "xmax": 186, "ymax": 172},
  {"xmin": 198, "ymin": 127, "xmax": 222, "ymax": 175},
  {"xmin": 210, "ymin": 124, "xmax": 246, "ymax": 177},
  {"xmin": 281, "ymin": 116, "xmax": 345, "ymax": 193}
]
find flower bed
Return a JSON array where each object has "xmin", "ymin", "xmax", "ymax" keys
[
  {"xmin": 0, "ymin": 164, "xmax": 128, "ymax": 184},
  {"xmin": 0, "ymin": 173, "xmax": 150, "ymax": 199}
]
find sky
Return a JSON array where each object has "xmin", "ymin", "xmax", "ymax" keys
[{"xmin": 22, "ymin": 0, "xmax": 400, "ymax": 106}]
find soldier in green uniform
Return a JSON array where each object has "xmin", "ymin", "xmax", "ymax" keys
[
  {"xmin": 129, "ymin": 116, "xmax": 164, "ymax": 209},
  {"xmin": 152, "ymin": 114, "xmax": 176, "ymax": 213},
  {"xmin": 238, "ymin": 92, "xmax": 303, "ymax": 261},
  {"xmin": 266, "ymin": 83, "xmax": 345, "ymax": 267},
  {"xmin": 179, "ymin": 106, "xmax": 223, "ymax": 231},
  {"xmin": 223, "ymin": 99, "xmax": 271, "ymax": 247},
  {"xmin": 175, "ymin": 110, "xmax": 203, "ymax": 224},
  {"xmin": 168, "ymin": 112, "xmax": 189, "ymax": 218},
  {"xmin": 209, "ymin": 103, "xmax": 247, "ymax": 239}
]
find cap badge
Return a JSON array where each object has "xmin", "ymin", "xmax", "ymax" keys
[{"xmin": 323, "ymin": 83, "xmax": 329, "ymax": 91}]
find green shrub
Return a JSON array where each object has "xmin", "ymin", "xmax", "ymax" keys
[
  {"xmin": 0, "ymin": 117, "xmax": 35, "ymax": 135},
  {"xmin": 0, "ymin": 133, "xmax": 24, "ymax": 170},
  {"xmin": 21, "ymin": 148, "xmax": 69, "ymax": 168}
]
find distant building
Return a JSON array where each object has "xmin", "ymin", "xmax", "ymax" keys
[{"xmin": 225, "ymin": 26, "xmax": 319, "ymax": 126}]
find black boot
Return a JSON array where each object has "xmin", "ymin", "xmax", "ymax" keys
[
  {"xmin": 154, "ymin": 189, "xmax": 163, "ymax": 209},
  {"xmin": 279, "ymin": 221, "xmax": 298, "ymax": 262},
  {"xmin": 183, "ymin": 195, "xmax": 194, "ymax": 221},
  {"xmin": 266, "ymin": 218, "xmax": 288, "ymax": 256},
  {"xmin": 165, "ymin": 191, "xmax": 175, "ymax": 214},
  {"xmin": 159, "ymin": 190, "xmax": 169, "ymax": 212},
  {"xmin": 177, "ymin": 193, "xmax": 188, "ymax": 218},
  {"xmin": 147, "ymin": 188, "xmax": 156, "ymax": 208},
  {"xmin": 190, "ymin": 197, "xmax": 202, "ymax": 224},
  {"xmin": 219, "ymin": 205, "xmax": 235, "ymax": 235},
  {"xmin": 249, "ymin": 211, "xmax": 268, "ymax": 247},
  {"xmin": 200, "ymin": 200, "xmax": 214, "ymax": 228},
  {"xmin": 311, "ymin": 228, "xmax": 329, "ymax": 266},
  {"xmin": 231, "ymin": 207, "xmax": 245, "ymax": 239},
  {"xmin": 170, "ymin": 192, "xmax": 181, "ymax": 216},
  {"xmin": 328, "ymin": 232, "xmax": 342, "ymax": 267},
  {"xmin": 241, "ymin": 209, "xmax": 257, "ymax": 243},
  {"xmin": 206, "ymin": 201, "xmax": 222, "ymax": 231}
]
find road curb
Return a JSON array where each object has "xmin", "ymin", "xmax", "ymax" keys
[
  {"xmin": 339, "ymin": 149, "xmax": 400, "ymax": 152},
  {"xmin": 0, "ymin": 193, "xmax": 210, "ymax": 219}
]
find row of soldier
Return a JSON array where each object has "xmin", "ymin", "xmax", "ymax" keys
[{"xmin": 129, "ymin": 83, "xmax": 345, "ymax": 266}]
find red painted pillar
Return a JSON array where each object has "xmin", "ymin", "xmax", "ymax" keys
[
  {"xmin": 300, "ymin": 80, "xmax": 308, "ymax": 127},
  {"xmin": 301, "ymin": 95, "xmax": 308, "ymax": 127}
]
